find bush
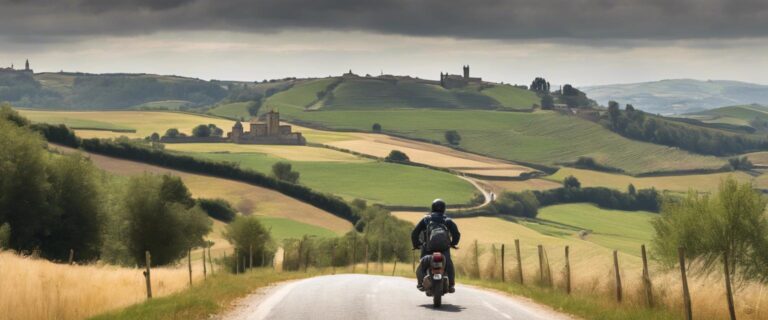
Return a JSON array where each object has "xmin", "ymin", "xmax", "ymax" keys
[
  {"xmin": 729, "ymin": 156, "xmax": 753, "ymax": 171},
  {"xmin": 272, "ymin": 162, "xmax": 300, "ymax": 184},
  {"xmin": 563, "ymin": 175, "xmax": 581, "ymax": 189},
  {"xmin": 372, "ymin": 123, "xmax": 382, "ymax": 132},
  {"xmin": 192, "ymin": 124, "xmax": 212, "ymax": 137},
  {"xmin": 489, "ymin": 191, "xmax": 540, "ymax": 218},
  {"xmin": 164, "ymin": 128, "xmax": 180, "ymax": 138},
  {"xmin": 445, "ymin": 130, "xmax": 461, "ymax": 145},
  {"xmin": 385, "ymin": 150, "xmax": 410, "ymax": 162},
  {"xmin": 198, "ymin": 198, "xmax": 237, "ymax": 222}
]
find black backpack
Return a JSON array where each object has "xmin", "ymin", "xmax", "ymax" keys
[{"xmin": 425, "ymin": 215, "xmax": 451, "ymax": 252}]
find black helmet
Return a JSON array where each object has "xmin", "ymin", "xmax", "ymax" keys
[{"xmin": 431, "ymin": 199, "xmax": 446, "ymax": 213}]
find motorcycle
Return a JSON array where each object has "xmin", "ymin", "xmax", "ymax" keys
[{"xmin": 421, "ymin": 251, "xmax": 450, "ymax": 307}]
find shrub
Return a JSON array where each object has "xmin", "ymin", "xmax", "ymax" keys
[
  {"xmin": 192, "ymin": 124, "xmax": 212, "ymax": 137},
  {"xmin": 164, "ymin": 128, "xmax": 180, "ymax": 138},
  {"xmin": 445, "ymin": 130, "xmax": 461, "ymax": 145},
  {"xmin": 372, "ymin": 123, "xmax": 382, "ymax": 132},
  {"xmin": 563, "ymin": 175, "xmax": 581, "ymax": 189},
  {"xmin": 272, "ymin": 162, "xmax": 300, "ymax": 184},
  {"xmin": 198, "ymin": 198, "xmax": 237, "ymax": 222},
  {"xmin": 385, "ymin": 150, "xmax": 410, "ymax": 162}
]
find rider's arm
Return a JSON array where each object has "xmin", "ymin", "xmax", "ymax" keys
[
  {"xmin": 447, "ymin": 220, "xmax": 461, "ymax": 246},
  {"xmin": 411, "ymin": 218, "xmax": 426, "ymax": 248}
]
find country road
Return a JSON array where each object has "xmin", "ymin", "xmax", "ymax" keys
[{"xmin": 220, "ymin": 274, "xmax": 574, "ymax": 320}]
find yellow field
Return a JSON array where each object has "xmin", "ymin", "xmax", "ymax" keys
[
  {"xmin": 0, "ymin": 251, "xmax": 206, "ymax": 320},
  {"xmin": 54, "ymin": 145, "xmax": 352, "ymax": 234},
  {"xmin": 393, "ymin": 211, "xmax": 768, "ymax": 319},
  {"xmin": 163, "ymin": 143, "xmax": 364, "ymax": 162},
  {"xmin": 550, "ymin": 167, "xmax": 753, "ymax": 193},
  {"xmin": 744, "ymin": 151, "xmax": 768, "ymax": 165},
  {"xmin": 327, "ymin": 132, "xmax": 536, "ymax": 178}
]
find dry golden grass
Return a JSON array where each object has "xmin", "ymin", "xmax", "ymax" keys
[
  {"xmin": 393, "ymin": 212, "xmax": 768, "ymax": 319},
  {"xmin": 744, "ymin": 151, "xmax": 768, "ymax": 165},
  {"xmin": 162, "ymin": 143, "xmax": 364, "ymax": 162},
  {"xmin": 54, "ymin": 145, "xmax": 352, "ymax": 234},
  {"xmin": 550, "ymin": 167, "xmax": 753, "ymax": 193},
  {"xmin": 327, "ymin": 132, "xmax": 535, "ymax": 177},
  {"xmin": 0, "ymin": 251, "xmax": 212, "ymax": 320}
]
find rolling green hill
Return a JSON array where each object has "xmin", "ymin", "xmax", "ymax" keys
[
  {"xmin": 480, "ymin": 85, "xmax": 539, "ymax": 110},
  {"xmin": 683, "ymin": 104, "xmax": 768, "ymax": 127},
  {"xmin": 273, "ymin": 107, "xmax": 726, "ymax": 174}
]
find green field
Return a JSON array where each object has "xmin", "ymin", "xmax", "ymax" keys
[
  {"xmin": 273, "ymin": 107, "xmax": 726, "ymax": 174},
  {"xmin": 266, "ymin": 78, "xmax": 337, "ymax": 113},
  {"xmin": 208, "ymin": 101, "xmax": 252, "ymax": 119},
  {"xmin": 480, "ymin": 85, "xmax": 539, "ymax": 110},
  {"xmin": 132, "ymin": 100, "xmax": 190, "ymax": 110},
  {"xmin": 525, "ymin": 203, "xmax": 656, "ymax": 255},
  {"xmin": 19, "ymin": 111, "xmax": 135, "ymax": 131},
  {"xmin": 257, "ymin": 216, "xmax": 337, "ymax": 240},
  {"xmin": 685, "ymin": 104, "xmax": 768, "ymax": 126},
  {"xmin": 549, "ymin": 167, "xmax": 753, "ymax": 193},
  {"xmin": 178, "ymin": 151, "xmax": 478, "ymax": 206}
]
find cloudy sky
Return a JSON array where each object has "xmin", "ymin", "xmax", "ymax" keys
[{"xmin": 1, "ymin": 0, "xmax": 768, "ymax": 86}]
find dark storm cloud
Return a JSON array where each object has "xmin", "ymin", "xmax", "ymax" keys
[{"xmin": 2, "ymin": 0, "xmax": 768, "ymax": 41}]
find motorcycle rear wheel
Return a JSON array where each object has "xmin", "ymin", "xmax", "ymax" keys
[{"xmin": 432, "ymin": 280, "xmax": 443, "ymax": 307}]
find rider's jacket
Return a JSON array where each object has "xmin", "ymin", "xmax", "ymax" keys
[{"xmin": 410, "ymin": 212, "xmax": 461, "ymax": 249}]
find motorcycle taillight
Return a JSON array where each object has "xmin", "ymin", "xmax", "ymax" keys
[{"xmin": 432, "ymin": 253, "xmax": 443, "ymax": 262}]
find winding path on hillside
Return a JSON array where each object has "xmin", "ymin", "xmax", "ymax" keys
[{"xmin": 219, "ymin": 274, "xmax": 573, "ymax": 320}]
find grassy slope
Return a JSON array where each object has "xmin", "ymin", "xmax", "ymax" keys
[
  {"xmin": 319, "ymin": 78, "xmax": 499, "ymax": 110},
  {"xmin": 685, "ymin": 104, "xmax": 768, "ymax": 126},
  {"xmin": 532, "ymin": 204, "xmax": 655, "ymax": 255},
  {"xmin": 266, "ymin": 78, "xmax": 337, "ymax": 113},
  {"xmin": 208, "ymin": 102, "xmax": 251, "ymax": 119},
  {"xmin": 275, "ymin": 107, "xmax": 725, "ymax": 174},
  {"xmin": 180, "ymin": 151, "xmax": 477, "ymax": 206},
  {"xmin": 549, "ymin": 167, "xmax": 753, "ymax": 193},
  {"xmin": 481, "ymin": 85, "xmax": 539, "ymax": 110}
]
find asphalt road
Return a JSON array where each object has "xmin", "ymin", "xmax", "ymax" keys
[{"xmin": 221, "ymin": 274, "xmax": 573, "ymax": 320}]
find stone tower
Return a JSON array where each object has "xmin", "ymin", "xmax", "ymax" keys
[
  {"xmin": 266, "ymin": 110, "xmax": 280, "ymax": 136},
  {"xmin": 231, "ymin": 120, "xmax": 243, "ymax": 142},
  {"xmin": 25, "ymin": 59, "xmax": 29, "ymax": 71},
  {"xmin": 463, "ymin": 65, "xmax": 469, "ymax": 79}
]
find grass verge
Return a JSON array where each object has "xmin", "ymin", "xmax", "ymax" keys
[{"xmin": 88, "ymin": 269, "xmax": 310, "ymax": 320}]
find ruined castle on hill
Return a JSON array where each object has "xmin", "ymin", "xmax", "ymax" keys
[
  {"xmin": 229, "ymin": 110, "xmax": 305, "ymax": 145},
  {"xmin": 440, "ymin": 65, "xmax": 481, "ymax": 89}
]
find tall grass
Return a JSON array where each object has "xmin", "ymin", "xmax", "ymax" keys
[
  {"xmin": 0, "ymin": 248, "xmax": 230, "ymax": 320},
  {"xmin": 451, "ymin": 241, "xmax": 768, "ymax": 319}
]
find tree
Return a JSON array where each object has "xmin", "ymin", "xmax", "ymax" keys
[
  {"xmin": 198, "ymin": 198, "xmax": 237, "ymax": 222},
  {"xmin": 272, "ymin": 162, "xmax": 300, "ymax": 184},
  {"xmin": 627, "ymin": 184, "xmax": 637, "ymax": 196},
  {"xmin": 247, "ymin": 99, "xmax": 262, "ymax": 116},
  {"xmin": 530, "ymin": 77, "xmax": 550, "ymax": 93},
  {"xmin": 192, "ymin": 124, "xmax": 212, "ymax": 137},
  {"xmin": 41, "ymin": 154, "xmax": 105, "ymax": 261},
  {"xmin": 540, "ymin": 94, "xmax": 555, "ymax": 109},
  {"xmin": 164, "ymin": 128, "xmax": 180, "ymax": 138},
  {"xmin": 729, "ymin": 156, "xmax": 753, "ymax": 171},
  {"xmin": 224, "ymin": 215, "xmax": 274, "ymax": 269},
  {"xmin": 490, "ymin": 191, "xmax": 540, "ymax": 218},
  {"xmin": 159, "ymin": 175, "xmax": 195, "ymax": 209},
  {"xmin": 385, "ymin": 150, "xmax": 410, "ymax": 162},
  {"xmin": 372, "ymin": 123, "xmax": 382, "ymax": 132},
  {"xmin": 652, "ymin": 177, "xmax": 768, "ymax": 283},
  {"xmin": 625, "ymin": 104, "xmax": 635, "ymax": 112},
  {"xmin": 607, "ymin": 101, "xmax": 621, "ymax": 128},
  {"xmin": 207, "ymin": 124, "xmax": 223, "ymax": 137},
  {"xmin": 123, "ymin": 174, "xmax": 211, "ymax": 266},
  {"xmin": 445, "ymin": 130, "xmax": 461, "ymax": 145},
  {"xmin": 150, "ymin": 132, "xmax": 160, "ymax": 143},
  {"xmin": 563, "ymin": 175, "xmax": 581, "ymax": 189}
]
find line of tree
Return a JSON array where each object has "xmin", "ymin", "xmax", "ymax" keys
[
  {"xmin": 604, "ymin": 101, "xmax": 768, "ymax": 156},
  {"xmin": 483, "ymin": 176, "xmax": 661, "ymax": 218}
]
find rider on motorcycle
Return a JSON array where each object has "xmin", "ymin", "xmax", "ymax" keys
[{"xmin": 411, "ymin": 199, "xmax": 461, "ymax": 293}]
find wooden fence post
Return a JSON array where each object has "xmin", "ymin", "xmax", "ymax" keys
[
  {"xmin": 613, "ymin": 250, "xmax": 622, "ymax": 303},
  {"xmin": 68, "ymin": 249, "xmax": 74, "ymax": 265},
  {"xmin": 537, "ymin": 245, "xmax": 544, "ymax": 285},
  {"xmin": 515, "ymin": 239, "xmax": 523, "ymax": 284},
  {"xmin": 208, "ymin": 246, "xmax": 214, "ymax": 275},
  {"xmin": 202, "ymin": 248, "xmax": 207, "ymax": 279},
  {"xmin": 331, "ymin": 244, "xmax": 337, "ymax": 275},
  {"xmin": 679, "ymin": 247, "xmax": 693, "ymax": 320},
  {"xmin": 352, "ymin": 235, "xmax": 357, "ymax": 273},
  {"xmin": 144, "ymin": 251, "xmax": 152, "ymax": 299},
  {"xmin": 724, "ymin": 253, "xmax": 736, "ymax": 320},
  {"xmin": 392, "ymin": 251, "xmax": 398, "ymax": 276},
  {"xmin": 474, "ymin": 239, "xmax": 480, "ymax": 279},
  {"xmin": 377, "ymin": 240, "xmax": 383, "ymax": 273},
  {"xmin": 187, "ymin": 248, "xmax": 193, "ymax": 286},
  {"xmin": 501, "ymin": 244, "xmax": 506, "ymax": 282},
  {"xmin": 249, "ymin": 244, "xmax": 253, "ymax": 271},
  {"xmin": 565, "ymin": 246, "xmax": 571, "ymax": 294},
  {"xmin": 641, "ymin": 244, "xmax": 653, "ymax": 307},
  {"xmin": 365, "ymin": 240, "xmax": 370, "ymax": 274}
]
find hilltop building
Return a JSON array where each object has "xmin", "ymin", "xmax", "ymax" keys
[
  {"xmin": 440, "ymin": 65, "xmax": 482, "ymax": 89},
  {"xmin": 0, "ymin": 59, "xmax": 33, "ymax": 74},
  {"xmin": 229, "ymin": 110, "xmax": 305, "ymax": 145}
]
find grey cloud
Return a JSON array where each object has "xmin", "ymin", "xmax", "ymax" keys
[{"xmin": 1, "ymin": 0, "xmax": 768, "ymax": 41}]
